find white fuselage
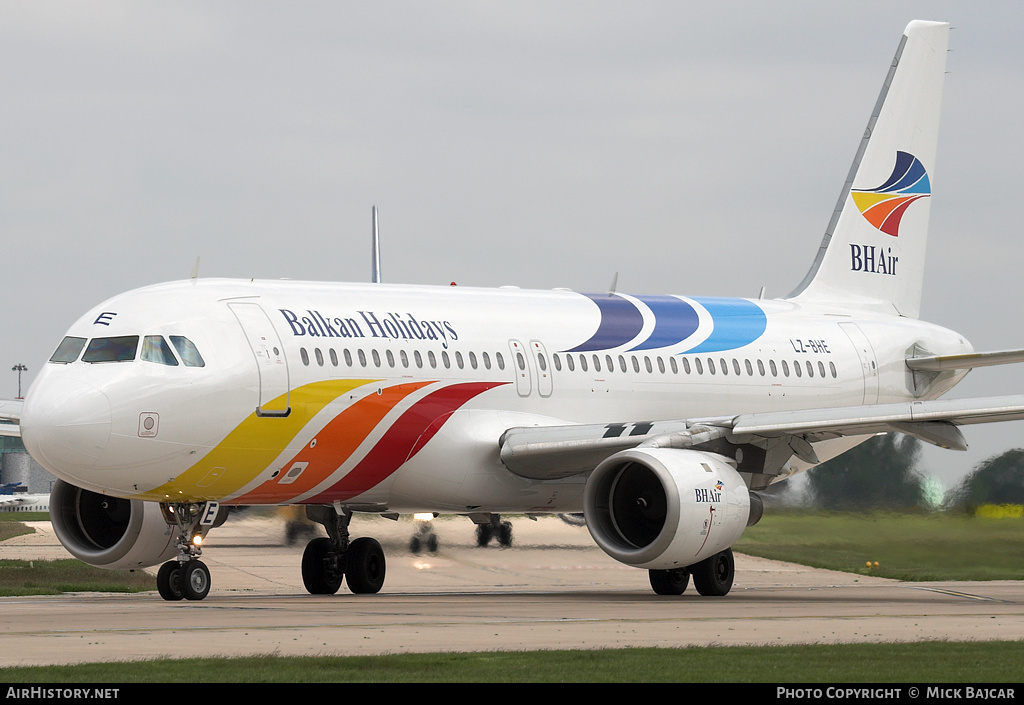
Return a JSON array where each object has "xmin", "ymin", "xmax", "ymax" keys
[{"xmin": 20, "ymin": 278, "xmax": 971, "ymax": 514}]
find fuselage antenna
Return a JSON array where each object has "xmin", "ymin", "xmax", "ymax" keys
[{"xmin": 372, "ymin": 206, "xmax": 381, "ymax": 284}]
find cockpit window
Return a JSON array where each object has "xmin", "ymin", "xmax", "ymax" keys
[
  {"xmin": 83, "ymin": 336, "xmax": 139, "ymax": 363},
  {"xmin": 49, "ymin": 336, "xmax": 87, "ymax": 364},
  {"xmin": 170, "ymin": 336, "xmax": 205, "ymax": 368},
  {"xmin": 141, "ymin": 336, "xmax": 179, "ymax": 366}
]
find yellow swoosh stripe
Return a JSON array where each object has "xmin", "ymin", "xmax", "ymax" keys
[{"xmin": 134, "ymin": 379, "xmax": 377, "ymax": 501}]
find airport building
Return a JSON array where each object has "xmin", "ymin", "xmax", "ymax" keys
[{"xmin": 0, "ymin": 434, "xmax": 55, "ymax": 494}]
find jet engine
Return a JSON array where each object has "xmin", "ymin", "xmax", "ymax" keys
[
  {"xmin": 583, "ymin": 448, "xmax": 753, "ymax": 571},
  {"xmin": 49, "ymin": 479, "xmax": 178, "ymax": 570}
]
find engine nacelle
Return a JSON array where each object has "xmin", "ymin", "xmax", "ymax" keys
[
  {"xmin": 584, "ymin": 448, "xmax": 751, "ymax": 570},
  {"xmin": 50, "ymin": 479, "xmax": 177, "ymax": 570}
]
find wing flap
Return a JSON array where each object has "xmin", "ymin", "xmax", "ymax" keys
[{"xmin": 500, "ymin": 395, "xmax": 1024, "ymax": 480}]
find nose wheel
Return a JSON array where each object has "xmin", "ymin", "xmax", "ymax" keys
[
  {"xmin": 155, "ymin": 501, "xmax": 222, "ymax": 602},
  {"xmin": 157, "ymin": 559, "xmax": 211, "ymax": 601}
]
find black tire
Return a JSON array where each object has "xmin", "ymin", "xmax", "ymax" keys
[
  {"xmin": 497, "ymin": 521, "xmax": 513, "ymax": 547},
  {"xmin": 302, "ymin": 537, "xmax": 343, "ymax": 595},
  {"xmin": 409, "ymin": 536, "xmax": 422, "ymax": 554},
  {"xmin": 691, "ymin": 548, "xmax": 735, "ymax": 597},
  {"xmin": 181, "ymin": 560, "xmax": 211, "ymax": 601},
  {"xmin": 475, "ymin": 524, "xmax": 492, "ymax": 547},
  {"xmin": 649, "ymin": 568, "xmax": 689, "ymax": 596},
  {"xmin": 345, "ymin": 537, "xmax": 386, "ymax": 594},
  {"xmin": 426, "ymin": 534, "xmax": 438, "ymax": 553},
  {"xmin": 156, "ymin": 561, "xmax": 183, "ymax": 601}
]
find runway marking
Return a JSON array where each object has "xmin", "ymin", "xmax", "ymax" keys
[{"xmin": 906, "ymin": 586, "xmax": 1005, "ymax": 603}]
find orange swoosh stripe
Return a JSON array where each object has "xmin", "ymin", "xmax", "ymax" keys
[
  {"xmin": 134, "ymin": 378, "xmax": 377, "ymax": 501},
  {"xmin": 233, "ymin": 381, "xmax": 433, "ymax": 504}
]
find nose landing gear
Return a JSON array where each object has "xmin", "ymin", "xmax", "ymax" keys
[{"xmin": 155, "ymin": 502, "xmax": 222, "ymax": 602}]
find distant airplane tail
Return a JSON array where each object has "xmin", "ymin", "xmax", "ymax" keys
[{"xmin": 789, "ymin": 20, "xmax": 950, "ymax": 319}]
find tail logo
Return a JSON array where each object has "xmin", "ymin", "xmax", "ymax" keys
[{"xmin": 850, "ymin": 151, "xmax": 930, "ymax": 237}]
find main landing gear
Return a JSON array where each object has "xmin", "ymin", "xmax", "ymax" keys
[
  {"xmin": 301, "ymin": 506, "xmax": 386, "ymax": 595},
  {"xmin": 156, "ymin": 502, "xmax": 225, "ymax": 601},
  {"xmin": 474, "ymin": 513, "xmax": 513, "ymax": 548},
  {"xmin": 647, "ymin": 548, "xmax": 736, "ymax": 597}
]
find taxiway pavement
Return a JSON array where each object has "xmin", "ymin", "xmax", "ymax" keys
[{"xmin": 1, "ymin": 514, "xmax": 1022, "ymax": 666}]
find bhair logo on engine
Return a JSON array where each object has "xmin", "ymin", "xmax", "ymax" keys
[{"xmin": 694, "ymin": 480, "xmax": 723, "ymax": 504}]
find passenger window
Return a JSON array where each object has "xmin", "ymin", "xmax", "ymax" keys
[
  {"xmin": 496, "ymin": 352, "xmax": 505, "ymax": 370},
  {"xmin": 49, "ymin": 336, "xmax": 87, "ymax": 364},
  {"xmin": 469, "ymin": 352, "xmax": 478, "ymax": 369},
  {"xmin": 344, "ymin": 349, "xmax": 353, "ymax": 366},
  {"xmin": 84, "ymin": 336, "xmax": 139, "ymax": 363},
  {"xmin": 669, "ymin": 357, "xmax": 678, "ymax": 374},
  {"xmin": 455, "ymin": 351, "xmax": 464, "ymax": 369},
  {"xmin": 386, "ymin": 350, "xmax": 395, "ymax": 368},
  {"xmin": 428, "ymin": 351, "xmax": 437, "ymax": 368},
  {"xmin": 657, "ymin": 357, "xmax": 665, "ymax": 374},
  {"xmin": 483, "ymin": 352, "xmax": 491, "ymax": 370},
  {"xmin": 414, "ymin": 350, "xmax": 423, "ymax": 368},
  {"xmin": 579, "ymin": 355, "xmax": 588, "ymax": 372},
  {"xmin": 442, "ymin": 351, "xmax": 451, "ymax": 369},
  {"xmin": 358, "ymin": 350, "xmax": 367, "ymax": 367},
  {"xmin": 566, "ymin": 354, "xmax": 575, "ymax": 372},
  {"xmin": 592, "ymin": 355, "xmax": 601, "ymax": 373},
  {"xmin": 794, "ymin": 360, "xmax": 802, "ymax": 378},
  {"xmin": 619, "ymin": 355, "xmax": 627, "ymax": 373},
  {"xmin": 170, "ymin": 336, "xmax": 205, "ymax": 367},
  {"xmin": 315, "ymin": 349, "xmax": 324, "ymax": 366},
  {"xmin": 830, "ymin": 361, "xmax": 838, "ymax": 378},
  {"xmin": 141, "ymin": 336, "xmax": 179, "ymax": 366},
  {"xmin": 757, "ymin": 360, "xmax": 765, "ymax": 376},
  {"xmin": 301, "ymin": 348, "xmax": 310, "ymax": 366},
  {"xmin": 400, "ymin": 350, "xmax": 409, "ymax": 368},
  {"xmin": 330, "ymin": 349, "xmax": 339, "ymax": 366},
  {"xmin": 682, "ymin": 358, "xmax": 691, "ymax": 374}
]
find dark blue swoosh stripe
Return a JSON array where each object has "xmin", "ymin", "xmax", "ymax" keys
[
  {"xmin": 564, "ymin": 293, "xmax": 644, "ymax": 353},
  {"xmin": 630, "ymin": 295, "xmax": 699, "ymax": 351},
  {"xmin": 683, "ymin": 298, "xmax": 767, "ymax": 354}
]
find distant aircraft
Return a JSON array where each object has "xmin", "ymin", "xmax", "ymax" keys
[
  {"xmin": 5, "ymin": 21, "xmax": 1024, "ymax": 601},
  {"xmin": 0, "ymin": 491, "xmax": 49, "ymax": 513}
]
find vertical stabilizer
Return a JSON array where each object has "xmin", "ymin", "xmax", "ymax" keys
[{"xmin": 789, "ymin": 21, "xmax": 949, "ymax": 318}]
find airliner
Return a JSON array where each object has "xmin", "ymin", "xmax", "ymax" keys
[{"xmin": 4, "ymin": 20, "xmax": 1024, "ymax": 601}]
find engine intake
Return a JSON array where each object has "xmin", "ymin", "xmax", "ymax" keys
[
  {"xmin": 584, "ymin": 448, "xmax": 751, "ymax": 570},
  {"xmin": 50, "ymin": 479, "xmax": 177, "ymax": 570}
]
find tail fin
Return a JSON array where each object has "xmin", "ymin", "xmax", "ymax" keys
[{"xmin": 789, "ymin": 20, "xmax": 950, "ymax": 318}]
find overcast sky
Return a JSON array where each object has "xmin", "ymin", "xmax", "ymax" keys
[{"xmin": 4, "ymin": 1, "xmax": 1024, "ymax": 489}]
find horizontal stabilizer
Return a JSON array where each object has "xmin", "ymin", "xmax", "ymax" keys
[{"xmin": 906, "ymin": 348, "xmax": 1024, "ymax": 372}]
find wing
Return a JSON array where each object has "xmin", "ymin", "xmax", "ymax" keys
[
  {"xmin": 500, "ymin": 394, "xmax": 1024, "ymax": 481},
  {"xmin": 0, "ymin": 399, "xmax": 21, "ymax": 438}
]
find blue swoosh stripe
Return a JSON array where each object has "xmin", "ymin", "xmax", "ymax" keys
[
  {"xmin": 630, "ymin": 295, "xmax": 700, "ymax": 351},
  {"xmin": 683, "ymin": 298, "xmax": 767, "ymax": 354},
  {"xmin": 564, "ymin": 293, "xmax": 644, "ymax": 353}
]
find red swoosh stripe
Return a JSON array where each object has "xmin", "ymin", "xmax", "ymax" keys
[
  {"xmin": 307, "ymin": 381, "xmax": 506, "ymax": 503},
  {"xmin": 233, "ymin": 381, "xmax": 433, "ymax": 504}
]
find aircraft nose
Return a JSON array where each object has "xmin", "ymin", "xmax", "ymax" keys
[{"xmin": 21, "ymin": 379, "xmax": 112, "ymax": 475}]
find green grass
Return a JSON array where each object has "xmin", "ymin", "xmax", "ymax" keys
[
  {"xmin": 0, "ymin": 559, "xmax": 153, "ymax": 596},
  {"xmin": 735, "ymin": 510, "xmax": 1024, "ymax": 581},
  {"xmin": 2, "ymin": 642, "xmax": 1022, "ymax": 682}
]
